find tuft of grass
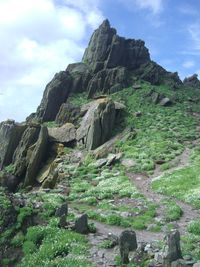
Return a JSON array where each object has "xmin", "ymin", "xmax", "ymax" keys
[
  {"xmin": 187, "ymin": 221, "xmax": 200, "ymax": 235},
  {"xmin": 162, "ymin": 200, "xmax": 183, "ymax": 222}
]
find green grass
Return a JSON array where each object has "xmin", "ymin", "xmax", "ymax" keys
[
  {"xmin": 187, "ymin": 220, "xmax": 200, "ymax": 235},
  {"xmin": 110, "ymin": 84, "xmax": 199, "ymax": 173},
  {"xmin": 68, "ymin": 92, "xmax": 89, "ymax": 107},
  {"xmin": 43, "ymin": 121, "xmax": 59, "ymax": 128},
  {"xmin": 152, "ymin": 164, "xmax": 200, "ymax": 208},
  {"xmin": 162, "ymin": 200, "xmax": 183, "ymax": 222},
  {"xmin": 17, "ymin": 218, "xmax": 92, "ymax": 267},
  {"xmin": 66, "ymin": 158, "xmax": 157, "ymax": 230}
]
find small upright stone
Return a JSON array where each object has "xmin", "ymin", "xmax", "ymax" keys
[
  {"xmin": 119, "ymin": 230, "xmax": 138, "ymax": 264},
  {"xmin": 55, "ymin": 203, "xmax": 68, "ymax": 217},
  {"xmin": 75, "ymin": 214, "xmax": 89, "ymax": 234},
  {"xmin": 163, "ymin": 230, "xmax": 182, "ymax": 267}
]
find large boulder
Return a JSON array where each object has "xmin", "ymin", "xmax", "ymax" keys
[
  {"xmin": 48, "ymin": 123, "xmax": 76, "ymax": 144},
  {"xmin": 183, "ymin": 74, "xmax": 200, "ymax": 89},
  {"xmin": 76, "ymin": 98, "xmax": 116, "ymax": 150},
  {"xmin": 13, "ymin": 124, "xmax": 41, "ymax": 177},
  {"xmin": 0, "ymin": 120, "xmax": 26, "ymax": 170},
  {"xmin": 24, "ymin": 126, "xmax": 48, "ymax": 187}
]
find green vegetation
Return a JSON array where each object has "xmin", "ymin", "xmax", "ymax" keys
[
  {"xmin": 18, "ymin": 218, "xmax": 92, "ymax": 267},
  {"xmin": 162, "ymin": 200, "xmax": 183, "ymax": 222},
  {"xmin": 66, "ymin": 158, "xmax": 157, "ymax": 230},
  {"xmin": 4, "ymin": 164, "xmax": 15, "ymax": 174},
  {"xmin": 68, "ymin": 92, "xmax": 89, "ymax": 106},
  {"xmin": 182, "ymin": 234, "xmax": 200, "ymax": 260},
  {"xmin": 43, "ymin": 121, "xmax": 59, "ymax": 128},
  {"xmin": 0, "ymin": 188, "xmax": 13, "ymax": 229},
  {"xmin": 111, "ymin": 84, "xmax": 199, "ymax": 173},
  {"xmin": 152, "ymin": 160, "xmax": 200, "ymax": 208},
  {"xmin": 187, "ymin": 220, "xmax": 200, "ymax": 235}
]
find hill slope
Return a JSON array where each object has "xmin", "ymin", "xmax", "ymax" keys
[{"xmin": 0, "ymin": 20, "xmax": 200, "ymax": 267}]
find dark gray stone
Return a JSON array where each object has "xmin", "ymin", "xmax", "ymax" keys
[
  {"xmin": 75, "ymin": 214, "xmax": 89, "ymax": 234},
  {"xmin": 24, "ymin": 126, "xmax": 48, "ymax": 187},
  {"xmin": 55, "ymin": 203, "xmax": 68, "ymax": 217},
  {"xmin": 77, "ymin": 99, "xmax": 116, "ymax": 150},
  {"xmin": 119, "ymin": 230, "xmax": 137, "ymax": 264},
  {"xmin": 55, "ymin": 103, "xmax": 81, "ymax": 125},
  {"xmin": 13, "ymin": 124, "xmax": 41, "ymax": 177},
  {"xmin": 0, "ymin": 120, "xmax": 26, "ymax": 170},
  {"xmin": 82, "ymin": 19, "xmax": 150, "ymax": 72},
  {"xmin": 183, "ymin": 74, "xmax": 200, "ymax": 89},
  {"xmin": 163, "ymin": 230, "xmax": 182, "ymax": 267}
]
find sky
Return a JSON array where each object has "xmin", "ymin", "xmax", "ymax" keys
[{"xmin": 0, "ymin": 0, "xmax": 200, "ymax": 122}]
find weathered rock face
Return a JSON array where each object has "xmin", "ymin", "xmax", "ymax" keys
[
  {"xmin": 0, "ymin": 120, "xmax": 26, "ymax": 170},
  {"xmin": 24, "ymin": 126, "xmax": 48, "ymax": 187},
  {"xmin": 48, "ymin": 123, "xmax": 76, "ymax": 144},
  {"xmin": 35, "ymin": 63, "xmax": 91, "ymax": 122},
  {"xmin": 13, "ymin": 124, "xmax": 41, "ymax": 177},
  {"xmin": 87, "ymin": 67, "xmax": 128, "ymax": 97},
  {"xmin": 136, "ymin": 61, "xmax": 182, "ymax": 88},
  {"xmin": 77, "ymin": 98, "xmax": 116, "ymax": 150},
  {"xmin": 183, "ymin": 74, "xmax": 200, "ymax": 89},
  {"xmin": 36, "ymin": 71, "xmax": 73, "ymax": 122},
  {"xmin": 82, "ymin": 19, "xmax": 150, "ymax": 72},
  {"xmin": 55, "ymin": 103, "xmax": 81, "ymax": 125}
]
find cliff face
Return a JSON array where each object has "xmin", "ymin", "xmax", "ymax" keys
[{"xmin": 32, "ymin": 19, "xmax": 181, "ymax": 123}]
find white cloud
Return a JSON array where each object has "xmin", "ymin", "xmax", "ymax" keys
[
  {"xmin": 0, "ymin": 0, "xmax": 104, "ymax": 122},
  {"xmin": 182, "ymin": 60, "xmax": 195, "ymax": 68},
  {"xmin": 120, "ymin": 0, "xmax": 163, "ymax": 14},
  {"xmin": 188, "ymin": 22, "xmax": 200, "ymax": 50},
  {"xmin": 135, "ymin": 0, "xmax": 163, "ymax": 14}
]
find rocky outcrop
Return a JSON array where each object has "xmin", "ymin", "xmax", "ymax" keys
[
  {"xmin": 76, "ymin": 98, "xmax": 116, "ymax": 150},
  {"xmin": 24, "ymin": 126, "xmax": 48, "ymax": 187},
  {"xmin": 36, "ymin": 71, "xmax": 73, "ymax": 122},
  {"xmin": 82, "ymin": 19, "xmax": 150, "ymax": 72},
  {"xmin": 35, "ymin": 63, "xmax": 91, "ymax": 122},
  {"xmin": 13, "ymin": 124, "xmax": 41, "ymax": 177},
  {"xmin": 32, "ymin": 19, "xmax": 182, "ymax": 122},
  {"xmin": 135, "ymin": 61, "xmax": 182, "ymax": 88},
  {"xmin": 48, "ymin": 123, "xmax": 76, "ymax": 144},
  {"xmin": 183, "ymin": 74, "xmax": 200, "ymax": 89},
  {"xmin": 0, "ymin": 120, "xmax": 26, "ymax": 170}
]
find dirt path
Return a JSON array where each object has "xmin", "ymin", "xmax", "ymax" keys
[
  {"xmin": 127, "ymin": 146, "xmax": 200, "ymax": 235},
  {"xmin": 87, "ymin": 220, "xmax": 164, "ymax": 267}
]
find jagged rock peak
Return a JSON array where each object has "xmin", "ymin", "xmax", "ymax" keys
[
  {"xmin": 82, "ymin": 19, "xmax": 150, "ymax": 72},
  {"xmin": 100, "ymin": 19, "xmax": 111, "ymax": 29},
  {"xmin": 183, "ymin": 74, "xmax": 200, "ymax": 89}
]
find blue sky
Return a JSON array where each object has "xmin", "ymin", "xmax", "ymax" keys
[{"xmin": 0, "ymin": 0, "xmax": 200, "ymax": 121}]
